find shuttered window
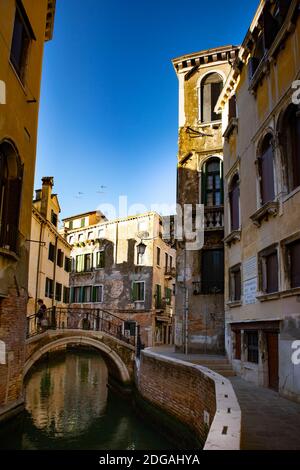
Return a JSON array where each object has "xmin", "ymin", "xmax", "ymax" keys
[
  {"xmin": 63, "ymin": 287, "xmax": 70, "ymax": 304},
  {"xmin": 259, "ymin": 247, "xmax": 279, "ymax": 294},
  {"xmin": 132, "ymin": 282, "xmax": 145, "ymax": 302},
  {"xmin": 76, "ymin": 254, "xmax": 84, "ymax": 272},
  {"xmin": 229, "ymin": 174, "xmax": 240, "ymax": 231},
  {"xmin": 155, "ymin": 284, "xmax": 162, "ymax": 308},
  {"xmin": 259, "ymin": 134, "xmax": 275, "ymax": 205},
  {"xmin": 201, "ymin": 249, "xmax": 224, "ymax": 294},
  {"xmin": 45, "ymin": 278, "xmax": 53, "ymax": 298},
  {"xmin": 55, "ymin": 283, "xmax": 62, "ymax": 302},
  {"xmin": 281, "ymin": 104, "xmax": 300, "ymax": 192},
  {"xmin": 201, "ymin": 73, "xmax": 223, "ymax": 123},
  {"xmin": 96, "ymin": 250, "xmax": 105, "ymax": 268},
  {"xmin": 48, "ymin": 243, "xmax": 55, "ymax": 262},
  {"xmin": 289, "ymin": 240, "xmax": 300, "ymax": 288},
  {"xmin": 92, "ymin": 285, "xmax": 103, "ymax": 303},
  {"xmin": 57, "ymin": 249, "xmax": 64, "ymax": 267}
]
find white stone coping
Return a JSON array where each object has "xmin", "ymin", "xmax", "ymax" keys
[{"xmin": 141, "ymin": 349, "xmax": 241, "ymax": 450}]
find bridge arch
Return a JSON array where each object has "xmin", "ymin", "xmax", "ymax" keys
[{"xmin": 24, "ymin": 332, "xmax": 133, "ymax": 384}]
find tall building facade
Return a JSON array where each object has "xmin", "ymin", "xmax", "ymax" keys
[
  {"xmin": 172, "ymin": 45, "xmax": 238, "ymax": 354},
  {"xmin": 216, "ymin": 0, "xmax": 300, "ymax": 401},
  {"xmin": 27, "ymin": 177, "xmax": 71, "ymax": 316},
  {"xmin": 0, "ymin": 0, "xmax": 56, "ymax": 420},
  {"xmin": 63, "ymin": 211, "xmax": 176, "ymax": 347}
]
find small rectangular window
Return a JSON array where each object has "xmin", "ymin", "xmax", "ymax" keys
[
  {"xmin": 156, "ymin": 247, "xmax": 161, "ymax": 266},
  {"xmin": 57, "ymin": 249, "xmax": 64, "ymax": 268},
  {"xmin": 288, "ymin": 240, "xmax": 300, "ymax": 288},
  {"xmin": 229, "ymin": 264, "xmax": 241, "ymax": 301},
  {"xmin": 201, "ymin": 249, "xmax": 224, "ymax": 294},
  {"xmin": 63, "ymin": 286, "xmax": 70, "ymax": 304},
  {"xmin": 51, "ymin": 210, "xmax": 58, "ymax": 227},
  {"xmin": 84, "ymin": 253, "xmax": 93, "ymax": 272},
  {"xmin": 48, "ymin": 243, "xmax": 55, "ymax": 262},
  {"xmin": 92, "ymin": 285, "xmax": 103, "ymax": 303},
  {"xmin": 55, "ymin": 283, "xmax": 62, "ymax": 302},
  {"xmin": 83, "ymin": 286, "xmax": 92, "ymax": 303},
  {"xmin": 81, "ymin": 218, "xmax": 85, "ymax": 228},
  {"xmin": 96, "ymin": 250, "xmax": 105, "ymax": 268},
  {"xmin": 45, "ymin": 278, "xmax": 53, "ymax": 298},
  {"xmin": 64, "ymin": 257, "xmax": 71, "ymax": 273},
  {"xmin": 132, "ymin": 282, "xmax": 145, "ymax": 302},
  {"xmin": 165, "ymin": 287, "xmax": 172, "ymax": 305},
  {"xmin": 259, "ymin": 247, "xmax": 278, "ymax": 294},
  {"xmin": 155, "ymin": 284, "xmax": 162, "ymax": 308},
  {"xmin": 76, "ymin": 254, "xmax": 84, "ymax": 273}
]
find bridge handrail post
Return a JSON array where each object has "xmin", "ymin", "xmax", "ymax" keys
[
  {"xmin": 136, "ymin": 324, "xmax": 143, "ymax": 358},
  {"xmin": 51, "ymin": 306, "xmax": 57, "ymax": 330},
  {"xmin": 96, "ymin": 309, "xmax": 100, "ymax": 331}
]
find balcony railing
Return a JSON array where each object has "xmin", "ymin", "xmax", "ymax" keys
[{"xmin": 204, "ymin": 206, "xmax": 224, "ymax": 230}]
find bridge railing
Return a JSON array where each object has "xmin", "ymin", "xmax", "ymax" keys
[{"xmin": 26, "ymin": 307, "xmax": 138, "ymax": 347}]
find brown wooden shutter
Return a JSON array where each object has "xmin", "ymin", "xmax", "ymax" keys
[
  {"xmin": 266, "ymin": 252, "xmax": 278, "ymax": 293},
  {"xmin": 230, "ymin": 176, "xmax": 240, "ymax": 231},
  {"xmin": 260, "ymin": 137, "xmax": 275, "ymax": 205}
]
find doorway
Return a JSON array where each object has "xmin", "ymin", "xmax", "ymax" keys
[{"xmin": 266, "ymin": 332, "xmax": 279, "ymax": 391}]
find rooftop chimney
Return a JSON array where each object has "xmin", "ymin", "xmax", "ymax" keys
[{"xmin": 40, "ymin": 177, "xmax": 54, "ymax": 218}]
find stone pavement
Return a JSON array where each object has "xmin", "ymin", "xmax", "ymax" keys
[
  {"xmin": 149, "ymin": 346, "xmax": 300, "ymax": 450},
  {"xmin": 230, "ymin": 376, "xmax": 300, "ymax": 450}
]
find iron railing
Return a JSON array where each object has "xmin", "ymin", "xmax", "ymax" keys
[{"xmin": 26, "ymin": 307, "xmax": 138, "ymax": 347}]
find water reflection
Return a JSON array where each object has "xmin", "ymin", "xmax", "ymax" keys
[{"xmin": 0, "ymin": 349, "xmax": 174, "ymax": 450}]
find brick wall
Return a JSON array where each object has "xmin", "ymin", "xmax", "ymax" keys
[
  {"xmin": 0, "ymin": 287, "xmax": 27, "ymax": 417},
  {"xmin": 138, "ymin": 350, "xmax": 216, "ymax": 445},
  {"xmin": 137, "ymin": 350, "xmax": 241, "ymax": 449}
]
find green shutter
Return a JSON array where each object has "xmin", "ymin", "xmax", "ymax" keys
[
  {"xmin": 131, "ymin": 282, "xmax": 138, "ymax": 302},
  {"xmin": 201, "ymin": 163, "xmax": 207, "ymax": 205},
  {"xmin": 79, "ymin": 286, "xmax": 84, "ymax": 303}
]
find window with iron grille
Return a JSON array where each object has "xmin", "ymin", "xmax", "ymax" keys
[
  {"xmin": 201, "ymin": 249, "xmax": 224, "ymax": 294},
  {"xmin": 55, "ymin": 283, "xmax": 62, "ymax": 302},
  {"xmin": 229, "ymin": 264, "xmax": 241, "ymax": 301},
  {"xmin": 48, "ymin": 243, "xmax": 55, "ymax": 262},
  {"xmin": 246, "ymin": 331, "xmax": 259, "ymax": 364}
]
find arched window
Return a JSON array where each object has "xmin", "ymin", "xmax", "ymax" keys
[
  {"xmin": 200, "ymin": 73, "xmax": 223, "ymax": 123},
  {"xmin": 201, "ymin": 158, "xmax": 223, "ymax": 207},
  {"xmin": 258, "ymin": 134, "xmax": 275, "ymax": 205},
  {"xmin": 229, "ymin": 174, "xmax": 240, "ymax": 231},
  {"xmin": 0, "ymin": 141, "xmax": 23, "ymax": 253},
  {"xmin": 280, "ymin": 104, "xmax": 300, "ymax": 193}
]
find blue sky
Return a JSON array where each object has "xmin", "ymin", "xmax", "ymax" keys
[{"xmin": 36, "ymin": 0, "xmax": 259, "ymax": 222}]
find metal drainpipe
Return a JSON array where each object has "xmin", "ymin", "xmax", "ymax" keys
[
  {"xmin": 35, "ymin": 220, "xmax": 44, "ymax": 311},
  {"xmin": 52, "ymin": 234, "xmax": 58, "ymax": 307}
]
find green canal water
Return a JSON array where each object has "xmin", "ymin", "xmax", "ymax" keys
[{"xmin": 0, "ymin": 349, "xmax": 175, "ymax": 450}]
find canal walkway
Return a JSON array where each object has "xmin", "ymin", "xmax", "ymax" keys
[{"xmin": 149, "ymin": 346, "xmax": 300, "ymax": 450}]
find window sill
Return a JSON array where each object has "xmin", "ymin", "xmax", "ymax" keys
[
  {"xmin": 0, "ymin": 247, "xmax": 19, "ymax": 262},
  {"xmin": 256, "ymin": 292, "xmax": 280, "ymax": 302},
  {"xmin": 250, "ymin": 201, "xmax": 279, "ymax": 227},
  {"xmin": 223, "ymin": 118, "xmax": 238, "ymax": 140},
  {"xmin": 224, "ymin": 229, "xmax": 241, "ymax": 246},
  {"xmin": 280, "ymin": 287, "xmax": 300, "ymax": 298},
  {"xmin": 198, "ymin": 120, "xmax": 222, "ymax": 128},
  {"xmin": 227, "ymin": 300, "xmax": 242, "ymax": 308}
]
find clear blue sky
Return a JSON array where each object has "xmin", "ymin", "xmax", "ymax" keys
[{"xmin": 36, "ymin": 0, "xmax": 259, "ymax": 222}]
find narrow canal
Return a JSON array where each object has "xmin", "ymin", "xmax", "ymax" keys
[{"xmin": 0, "ymin": 349, "xmax": 175, "ymax": 450}]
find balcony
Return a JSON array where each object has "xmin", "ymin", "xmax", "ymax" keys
[{"xmin": 204, "ymin": 206, "xmax": 224, "ymax": 230}]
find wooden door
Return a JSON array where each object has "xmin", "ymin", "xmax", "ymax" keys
[{"xmin": 267, "ymin": 332, "xmax": 279, "ymax": 391}]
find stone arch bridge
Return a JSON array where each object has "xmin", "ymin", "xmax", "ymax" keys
[{"xmin": 25, "ymin": 308, "xmax": 139, "ymax": 387}]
